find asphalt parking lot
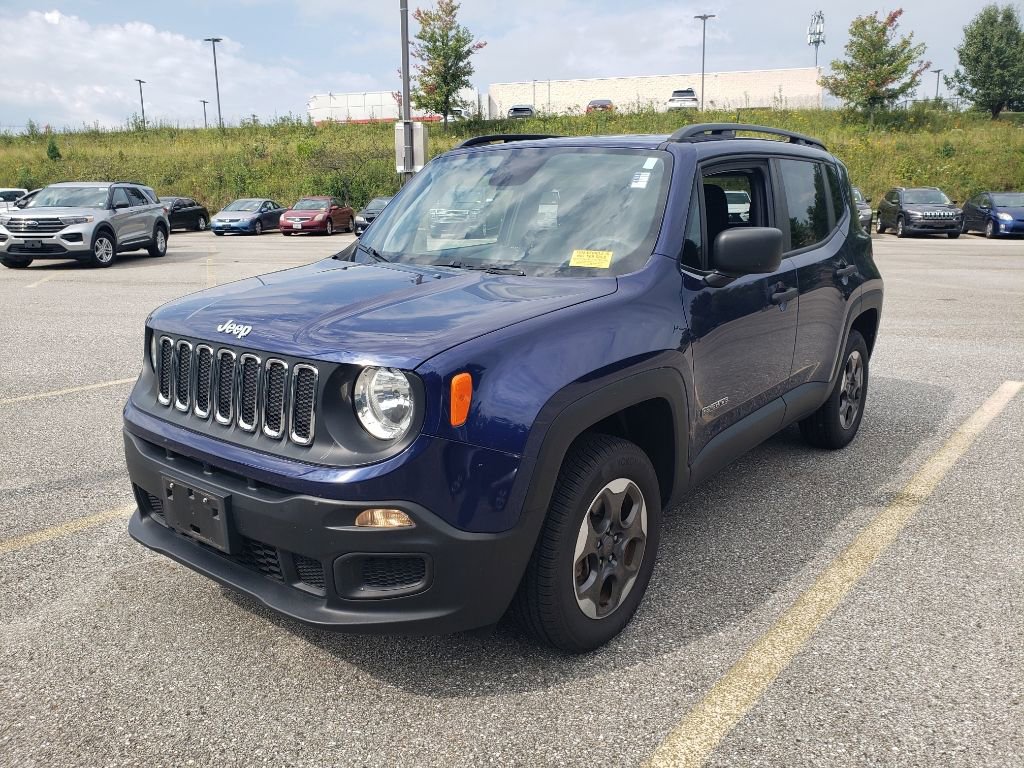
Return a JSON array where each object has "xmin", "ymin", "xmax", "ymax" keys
[{"xmin": 1, "ymin": 230, "xmax": 1022, "ymax": 767}]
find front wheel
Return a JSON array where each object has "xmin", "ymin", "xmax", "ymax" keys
[
  {"xmin": 896, "ymin": 216, "xmax": 907, "ymax": 238},
  {"xmin": 985, "ymin": 220, "xmax": 997, "ymax": 239},
  {"xmin": 254, "ymin": 221, "xmax": 263, "ymax": 236},
  {"xmin": 90, "ymin": 232, "xmax": 117, "ymax": 267},
  {"xmin": 213, "ymin": 230, "xmax": 224, "ymax": 236},
  {"xmin": 947, "ymin": 231, "xmax": 960, "ymax": 239},
  {"xmin": 512, "ymin": 434, "xmax": 661, "ymax": 652},
  {"xmin": 1, "ymin": 256, "xmax": 32, "ymax": 269},
  {"xmin": 799, "ymin": 330, "xmax": 869, "ymax": 450},
  {"xmin": 325, "ymin": 219, "xmax": 334, "ymax": 236}
]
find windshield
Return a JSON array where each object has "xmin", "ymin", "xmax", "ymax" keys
[
  {"xmin": 904, "ymin": 188, "xmax": 950, "ymax": 205},
  {"xmin": 293, "ymin": 199, "xmax": 329, "ymax": 210},
  {"xmin": 224, "ymin": 199, "xmax": 261, "ymax": 211},
  {"xmin": 852, "ymin": 188, "xmax": 865, "ymax": 203},
  {"xmin": 30, "ymin": 186, "xmax": 109, "ymax": 208},
  {"xmin": 366, "ymin": 197, "xmax": 392, "ymax": 210},
  {"xmin": 360, "ymin": 146, "xmax": 671, "ymax": 278},
  {"xmin": 991, "ymin": 192, "xmax": 1024, "ymax": 207}
]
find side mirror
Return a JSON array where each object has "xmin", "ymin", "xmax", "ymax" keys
[
  {"xmin": 712, "ymin": 227, "xmax": 783, "ymax": 278},
  {"xmin": 952, "ymin": 200, "xmax": 958, "ymax": 206},
  {"xmin": 114, "ymin": 200, "xmax": 130, "ymax": 210},
  {"xmin": 865, "ymin": 197, "xmax": 872, "ymax": 203}
]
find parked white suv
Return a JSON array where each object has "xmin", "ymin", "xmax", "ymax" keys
[
  {"xmin": 0, "ymin": 181, "xmax": 169, "ymax": 268},
  {"xmin": 665, "ymin": 88, "xmax": 699, "ymax": 110}
]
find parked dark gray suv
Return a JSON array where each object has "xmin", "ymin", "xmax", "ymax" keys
[
  {"xmin": 876, "ymin": 186, "xmax": 962, "ymax": 239},
  {"xmin": 0, "ymin": 181, "xmax": 169, "ymax": 268}
]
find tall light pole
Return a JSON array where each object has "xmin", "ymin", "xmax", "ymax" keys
[
  {"xmin": 807, "ymin": 11, "xmax": 825, "ymax": 68},
  {"xmin": 203, "ymin": 37, "xmax": 224, "ymax": 128},
  {"xmin": 200, "ymin": 99, "xmax": 209, "ymax": 129},
  {"xmin": 135, "ymin": 79, "xmax": 146, "ymax": 128},
  {"xmin": 694, "ymin": 14, "xmax": 715, "ymax": 111},
  {"xmin": 933, "ymin": 68, "xmax": 943, "ymax": 100},
  {"xmin": 399, "ymin": 1, "xmax": 413, "ymax": 184}
]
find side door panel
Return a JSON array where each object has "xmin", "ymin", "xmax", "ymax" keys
[{"xmin": 108, "ymin": 188, "xmax": 133, "ymax": 244}]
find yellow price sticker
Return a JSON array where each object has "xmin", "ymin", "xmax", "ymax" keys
[{"xmin": 569, "ymin": 249, "xmax": 613, "ymax": 268}]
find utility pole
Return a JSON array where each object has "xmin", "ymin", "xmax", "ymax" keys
[
  {"xmin": 134, "ymin": 79, "xmax": 146, "ymax": 128},
  {"xmin": 399, "ymin": 0, "xmax": 414, "ymax": 184},
  {"xmin": 933, "ymin": 68, "xmax": 943, "ymax": 100},
  {"xmin": 200, "ymin": 99, "xmax": 209, "ymax": 129},
  {"xmin": 694, "ymin": 14, "xmax": 715, "ymax": 111},
  {"xmin": 807, "ymin": 11, "xmax": 825, "ymax": 68},
  {"xmin": 203, "ymin": 37, "xmax": 224, "ymax": 128}
]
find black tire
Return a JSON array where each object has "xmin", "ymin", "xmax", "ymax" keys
[
  {"xmin": 985, "ymin": 220, "xmax": 996, "ymax": 239},
  {"xmin": 254, "ymin": 220, "xmax": 263, "ymax": 236},
  {"xmin": 876, "ymin": 216, "xmax": 886, "ymax": 234},
  {"xmin": 147, "ymin": 225, "xmax": 168, "ymax": 257},
  {"xmin": 196, "ymin": 216, "xmax": 208, "ymax": 231},
  {"xmin": 213, "ymin": 230, "xmax": 224, "ymax": 236},
  {"xmin": 512, "ymin": 434, "xmax": 662, "ymax": 653},
  {"xmin": 947, "ymin": 231, "xmax": 960, "ymax": 239},
  {"xmin": 1, "ymin": 256, "xmax": 32, "ymax": 269},
  {"xmin": 281, "ymin": 230, "xmax": 292, "ymax": 236},
  {"xmin": 799, "ymin": 330, "xmax": 869, "ymax": 450},
  {"xmin": 895, "ymin": 216, "xmax": 907, "ymax": 238},
  {"xmin": 347, "ymin": 215, "xmax": 355, "ymax": 233},
  {"xmin": 90, "ymin": 230, "xmax": 117, "ymax": 267},
  {"xmin": 325, "ymin": 219, "xmax": 334, "ymax": 236}
]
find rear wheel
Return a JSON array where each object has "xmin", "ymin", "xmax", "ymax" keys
[
  {"xmin": 147, "ymin": 225, "xmax": 168, "ymax": 257},
  {"xmin": 799, "ymin": 330, "xmax": 869, "ymax": 450},
  {"xmin": 90, "ymin": 231, "xmax": 117, "ymax": 267},
  {"xmin": 196, "ymin": 216, "xmax": 207, "ymax": 231},
  {"xmin": 0, "ymin": 256, "xmax": 32, "ymax": 269},
  {"xmin": 876, "ymin": 217, "xmax": 886, "ymax": 234},
  {"xmin": 512, "ymin": 434, "xmax": 661, "ymax": 652},
  {"xmin": 347, "ymin": 215, "xmax": 355, "ymax": 233}
]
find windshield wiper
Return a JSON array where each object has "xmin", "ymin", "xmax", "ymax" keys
[
  {"xmin": 443, "ymin": 261, "xmax": 526, "ymax": 276},
  {"xmin": 341, "ymin": 241, "xmax": 388, "ymax": 262}
]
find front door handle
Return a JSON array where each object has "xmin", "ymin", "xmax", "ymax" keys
[
  {"xmin": 835, "ymin": 264, "xmax": 858, "ymax": 278},
  {"xmin": 771, "ymin": 286, "xmax": 799, "ymax": 305}
]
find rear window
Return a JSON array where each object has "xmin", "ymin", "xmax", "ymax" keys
[{"xmin": 671, "ymin": 90, "xmax": 696, "ymax": 98}]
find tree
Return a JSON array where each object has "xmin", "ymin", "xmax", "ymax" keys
[
  {"xmin": 46, "ymin": 136, "xmax": 61, "ymax": 161},
  {"xmin": 409, "ymin": 0, "xmax": 485, "ymax": 126},
  {"xmin": 820, "ymin": 10, "xmax": 930, "ymax": 112},
  {"xmin": 945, "ymin": 4, "xmax": 1024, "ymax": 119}
]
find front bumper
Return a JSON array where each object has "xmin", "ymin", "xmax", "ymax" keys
[
  {"xmin": 904, "ymin": 218, "xmax": 961, "ymax": 233},
  {"xmin": 123, "ymin": 420, "xmax": 537, "ymax": 635},
  {"xmin": 210, "ymin": 219, "xmax": 257, "ymax": 234},
  {"xmin": 282, "ymin": 219, "xmax": 327, "ymax": 233},
  {"xmin": 0, "ymin": 226, "xmax": 92, "ymax": 258},
  {"xmin": 994, "ymin": 218, "xmax": 1024, "ymax": 235}
]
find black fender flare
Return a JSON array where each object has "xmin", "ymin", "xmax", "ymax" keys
[{"xmin": 91, "ymin": 225, "xmax": 117, "ymax": 251}]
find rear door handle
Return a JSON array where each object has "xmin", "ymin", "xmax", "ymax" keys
[
  {"xmin": 835, "ymin": 265, "xmax": 858, "ymax": 278},
  {"xmin": 771, "ymin": 287, "xmax": 799, "ymax": 305}
]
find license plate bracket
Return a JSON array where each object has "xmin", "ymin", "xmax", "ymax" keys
[
  {"xmin": 161, "ymin": 476, "xmax": 234, "ymax": 553},
  {"xmin": 292, "ymin": 222, "xmax": 302, "ymax": 229}
]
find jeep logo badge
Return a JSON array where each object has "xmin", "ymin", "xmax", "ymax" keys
[{"xmin": 216, "ymin": 320, "xmax": 252, "ymax": 339}]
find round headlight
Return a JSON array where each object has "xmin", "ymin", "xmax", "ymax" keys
[{"xmin": 354, "ymin": 367, "xmax": 414, "ymax": 440}]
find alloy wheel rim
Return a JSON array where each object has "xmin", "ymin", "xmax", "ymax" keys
[
  {"xmin": 156, "ymin": 230, "xmax": 166, "ymax": 253},
  {"xmin": 326, "ymin": 220, "xmax": 333, "ymax": 235},
  {"xmin": 95, "ymin": 238, "xmax": 113, "ymax": 263},
  {"xmin": 838, "ymin": 349, "xmax": 864, "ymax": 430},
  {"xmin": 573, "ymin": 478, "xmax": 648, "ymax": 620},
  {"xmin": 255, "ymin": 222, "xmax": 262, "ymax": 235},
  {"xmin": 897, "ymin": 219, "xmax": 903, "ymax": 235},
  {"xmin": 987, "ymin": 221, "xmax": 994, "ymax": 237},
  {"xmin": 198, "ymin": 218, "xmax": 206, "ymax": 230}
]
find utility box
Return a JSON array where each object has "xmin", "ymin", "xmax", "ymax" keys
[{"xmin": 395, "ymin": 121, "xmax": 429, "ymax": 174}]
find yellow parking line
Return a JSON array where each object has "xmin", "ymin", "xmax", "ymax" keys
[
  {"xmin": 647, "ymin": 379, "xmax": 1024, "ymax": 768},
  {"xmin": 0, "ymin": 505, "xmax": 134, "ymax": 556},
  {"xmin": 25, "ymin": 273, "xmax": 57, "ymax": 289},
  {"xmin": 0, "ymin": 377, "xmax": 136, "ymax": 406},
  {"xmin": 206, "ymin": 256, "xmax": 216, "ymax": 287}
]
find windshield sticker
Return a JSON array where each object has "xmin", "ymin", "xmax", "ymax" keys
[
  {"xmin": 631, "ymin": 171, "xmax": 651, "ymax": 189},
  {"xmin": 642, "ymin": 157, "xmax": 659, "ymax": 170},
  {"xmin": 570, "ymin": 249, "xmax": 613, "ymax": 268},
  {"xmin": 537, "ymin": 203, "xmax": 558, "ymax": 229}
]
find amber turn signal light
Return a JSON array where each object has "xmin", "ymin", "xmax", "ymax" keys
[
  {"xmin": 354, "ymin": 508, "xmax": 414, "ymax": 528},
  {"xmin": 450, "ymin": 372, "xmax": 473, "ymax": 427}
]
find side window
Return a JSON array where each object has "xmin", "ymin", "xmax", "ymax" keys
[
  {"xmin": 111, "ymin": 188, "xmax": 130, "ymax": 208},
  {"xmin": 701, "ymin": 164, "xmax": 771, "ymax": 267},
  {"xmin": 126, "ymin": 187, "xmax": 149, "ymax": 207},
  {"xmin": 261, "ymin": 201, "xmax": 272, "ymax": 212},
  {"xmin": 885, "ymin": 190, "xmax": 898, "ymax": 204},
  {"xmin": 777, "ymin": 159, "xmax": 830, "ymax": 251},
  {"xmin": 825, "ymin": 164, "xmax": 847, "ymax": 227},
  {"xmin": 681, "ymin": 183, "xmax": 703, "ymax": 270}
]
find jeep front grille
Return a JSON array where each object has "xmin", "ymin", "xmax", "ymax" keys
[{"xmin": 154, "ymin": 338, "xmax": 318, "ymax": 447}]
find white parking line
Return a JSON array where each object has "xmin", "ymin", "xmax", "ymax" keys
[
  {"xmin": 25, "ymin": 273, "xmax": 57, "ymax": 289},
  {"xmin": 0, "ymin": 377, "xmax": 137, "ymax": 406}
]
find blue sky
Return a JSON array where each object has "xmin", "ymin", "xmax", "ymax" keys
[{"xmin": 0, "ymin": 0, "xmax": 996, "ymax": 129}]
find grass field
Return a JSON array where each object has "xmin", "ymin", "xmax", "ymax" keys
[{"xmin": 1, "ymin": 107, "xmax": 1022, "ymax": 211}]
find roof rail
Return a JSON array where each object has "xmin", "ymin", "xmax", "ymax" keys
[
  {"xmin": 668, "ymin": 123, "xmax": 827, "ymax": 151},
  {"xmin": 455, "ymin": 134, "xmax": 561, "ymax": 149}
]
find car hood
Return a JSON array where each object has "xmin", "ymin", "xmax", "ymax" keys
[
  {"xmin": 1, "ymin": 206, "xmax": 101, "ymax": 218},
  {"xmin": 281, "ymin": 208, "xmax": 326, "ymax": 216},
  {"xmin": 213, "ymin": 209, "xmax": 257, "ymax": 218},
  {"xmin": 904, "ymin": 204, "xmax": 960, "ymax": 213},
  {"xmin": 149, "ymin": 259, "xmax": 617, "ymax": 370}
]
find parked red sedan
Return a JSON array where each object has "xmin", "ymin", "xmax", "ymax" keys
[{"xmin": 280, "ymin": 196, "xmax": 355, "ymax": 236}]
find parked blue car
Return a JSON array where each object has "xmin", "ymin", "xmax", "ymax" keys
[
  {"xmin": 124, "ymin": 125, "xmax": 883, "ymax": 651},
  {"xmin": 961, "ymin": 191, "xmax": 1024, "ymax": 238},
  {"xmin": 210, "ymin": 198, "xmax": 286, "ymax": 236}
]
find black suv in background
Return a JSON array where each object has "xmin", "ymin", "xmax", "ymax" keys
[{"xmin": 876, "ymin": 187, "xmax": 962, "ymax": 238}]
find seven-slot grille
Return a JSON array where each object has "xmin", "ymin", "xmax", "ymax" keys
[
  {"xmin": 918, "ymin": 210, "xmax": 956, "ymax": 219},
  {"xmin": 155, "ymin": 336, "xmax": 318, "ymax": 447}
]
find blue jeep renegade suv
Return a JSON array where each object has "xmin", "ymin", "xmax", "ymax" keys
[{"xmin": 124, "ymin": 124, "xmax": 883, "ymax": 652}]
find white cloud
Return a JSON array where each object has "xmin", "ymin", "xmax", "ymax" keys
[{"xmin": 0, "ymin": 9, "xmax": 381, "ymax": 129}]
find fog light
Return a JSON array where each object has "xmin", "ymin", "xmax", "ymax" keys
[{"xmin": 354, "ymin": 508, "xmax": 413, "ymax": 528}]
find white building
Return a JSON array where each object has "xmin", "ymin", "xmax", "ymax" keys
[
  {"xmin": 307, "ymin": 88, "xmax": 481, "ymax": 123},
  {"xmin": 487, "ymin": 67, "xmax": 823, "ymax": 117}
]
